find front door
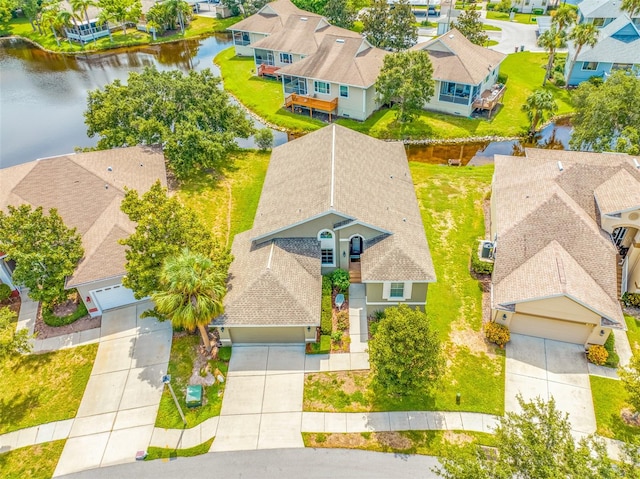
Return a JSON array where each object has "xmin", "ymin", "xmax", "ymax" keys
[{"xmin": 350, "ymin": 236, "xmax": 363, "ymax": 262}]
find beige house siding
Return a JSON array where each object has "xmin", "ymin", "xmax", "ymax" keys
[
  {"xmin": 233, "ymin": 32, "xmax": 269, "ymax": 56},
  {"xmin": 291, "ymin": 79, "xmax": 373, "ymax": 121},
  {"xmin": 218, "ymin": 325, "xmax": 313, "ymax": 344},
  {"xmin": 515, "ymin": 296, "xmax": 602, "ymax": 324},
  {"xmin": 254, "ymin": 213, "xmax": 348, "ymax": 244},
  {"xmin": 76, "ymin": 275, "xmax": 125, "ymax": 317},
  {"xmin": 365, "ymin": 282, "xmax": 428, "ymax": 315},
  {"xmin": 364, "ymin": 84, "xmax": 379, "ymax": 118}
]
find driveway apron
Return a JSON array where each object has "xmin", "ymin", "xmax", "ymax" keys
[
  {"xmin": 505, "ymin": 334, "xmax": 596, "ymax": 435},
  {"xmin": 53, "ymin": 302, "xmax": 172, "ymax": 477},
  {"xmin": 212, "ymin": 345, "xmax": 306, "ymax": 452}
]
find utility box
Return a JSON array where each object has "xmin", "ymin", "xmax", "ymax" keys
[
  {"xmin": 481, "ymin": 241, "xmax": 494, "ymax": 259},
  {"xmin": 186, "ymin": 385, "xmax": 203, "ymax": 408}
]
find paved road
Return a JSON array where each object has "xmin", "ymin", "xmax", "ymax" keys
[
  {"xmin": 482, "ymin": 18, "xmax": 544, "ymax": 54},
  {"xmin": 59, "ymin": 448, "xmax": 441, "ymax": 479}
]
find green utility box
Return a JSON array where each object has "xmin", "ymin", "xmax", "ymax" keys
[{"xmin": 186, "ymin": 385, "xmax": 203, "ymax": 408}]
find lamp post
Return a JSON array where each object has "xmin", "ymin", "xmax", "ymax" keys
[{"xmin": 162, "ymin": 374, "xmax": 187, "ymax": 426}]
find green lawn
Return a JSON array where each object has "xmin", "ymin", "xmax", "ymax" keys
[
  {"xmin": 146, "ymin": 438, "xmax": 214, "ymax": 461},
  {"xmin": 626, "ymin": 314, "xmax": 640, "ymax": 351},
  {"xmin": 0, "ymin": 440, "xmax": 66, "ymax": 479},
  {"xmin": 304, "ymin": 164, "xmax": 505, "ymax": 416},
  {"xmin": 486, "ymin": 11, "xmax": 549, "ymax": 25},
  {"xmin": 0, "ymin": 16, "xmax": 239, "ymax": 53},
  {"xmin": 590, "ymin": 376, "xmax": 640, "ymax": 441},
  {"xmin": 216, "ymin": 46, "xmax": 572, "ymax": 140},
  {"xmin": 155, "ymin": 334, "xmax": 231, "ymax": 429},
  {"xmin": 0, "ymin": 344, "xmax": 97, "ymax": 434}
]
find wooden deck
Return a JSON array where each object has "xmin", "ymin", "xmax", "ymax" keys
[
  {"xmin": 284, "ymin": 94, "xmax": 338, "ymax": 121},
  {"xmin": 257, "ymin": 64, "xmax": 281, "ymax": 77},
  {"xmin": 472, "ymin": 84, "xmax": 506, "ymax": 118}
]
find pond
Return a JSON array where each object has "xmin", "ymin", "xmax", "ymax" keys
[{"xmin": 0, "ymin": 34, "xmax": 288, "ymax": 168}]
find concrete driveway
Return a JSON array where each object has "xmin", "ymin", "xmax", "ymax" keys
[
  {"xmin": 505, "ymin": 334, "xmax": 596, "ymax": 435},
  {"xmin": 212, "ymin": 345, "xmax": 306, "ymax": 452},
  {"xmin": 53, "ymin": 302, "xmax": 172, "ymax": 477}
]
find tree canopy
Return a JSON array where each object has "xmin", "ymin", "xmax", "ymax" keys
[
  {"xmin": 323, "ymin": 0, "xmax": 355, "ymax": 29},
  {"xmin": 153, "ymin": 249, "xmax": 227, "ymax": 352},
  {"xmin": 454, "ymin": 10, "xmax": 488, "ymax": 46},
  {"xmin": 368, "ymin": 304, "xmax": 443, "ymax": 396},
  {"xmin": 622, "ymin": 0, "xmax": 640, "ymax": 16},
  {"xmin": 0, "ymin": 205, "xmax": 84, "ymax": 305},
  {"xmin": 0, "ymin": 307, "xmax": 33, "ymax": 359},
  {"xmin": 362, "ymin": 0, "xmax": 417, "ymax": 51},
  {"xmin": 119, "ymin": 181, "xmax": 231, "ymax": 300},
  {"xmin": 569, "ymin": 71, "xmax": 640, "ymax": 154},
  {"xmin": 621, "ymin": 352, "xmax": 640, "ymax": 419},
  {"xmin": 375, "ymin": 50, "xmax": 434, "ymax": 123},
  {"xmin": 435, "ymin": 395, "xmax": 639, "ymax": 479},
  {"xmin": 97, "ymin": 0, "xmax": 142, "ymax": 35},
  {"xmin": 522, "ymin": 89, "xmax": 557, "ymax": 135},
  {"xmin": 537, "ymin": 24, "xmax": 566, "ymax": 86},
  {"xmin": 85, "ymin": 67, "xmax": 253, "ymax": 178}
]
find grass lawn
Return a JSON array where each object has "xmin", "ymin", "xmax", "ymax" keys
[
  {"xmin": 303, "ymin": 430, "xmax": 497, "ymax": 456},
  {"xmin": 217, "ymin": 46, "xmax": 572, "ymax": 140},
  {"xmin": 146, "ymin": 438, "xmax": 214, "ymax": 460},
  {"xmin": 486, "ymin": 11, "xmax": 549, "ymax": 25},
  {"xmin": 0, "ymin": 344, "xmax": 97, "ymax": 435},
  {"xmin": 590, "ymin": 376, "xmax": 640, "ymax": 441},
  {"xmin": 304, "ymin": 164, "xmax": 505, "ymax": 416},
  {"xmin": 177, "ymin": 150, "xmax": 270, "ymax": 246},
  {"xmin": 0, "ymin": 440, "xmax": 66, "ymax": 479},
  {"xmin": 626, "ymin": 314, "xmax": 640, "ymax": 351},
  {"xmin": 0, "ymin": 16, "xmax": 238, "ymax": 54},
  {"xmin": 154, "ymin": 334, "xmax": 231, "ymax": 429}
]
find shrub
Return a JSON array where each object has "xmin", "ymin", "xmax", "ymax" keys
[
  {"xmin": 322, "ymin": 275, "xmax": 332, "ymax": 295},
  {"xmin": 496, "ymin": 0, "xmax": 512, "ymax": 13},
  {"xmin": 337, "ymin": 310, "xmax": 349, "ymax": 331},
  {"xmin": 331, "ymin": 269, "xmax": 350, "ymax": 293},
  {"xmin": 254, "ymin": 128, "xmax": 274, "ymax": 151},
  {"xmin": 553, "ymin": 72, "xmax": 566, "ymax": 87},
  {"xmin": 331, "ymin": 330, "xmax": 343, "ymax": 342},
  {"xmin": 0, "ymin": 283, "xmax": 11, "ymax": 302},
  {"xmin": 471, "ymin": 248, "xmax": 494, "ymax": 275},
  {"xmin": 42, "ymin": 300, "xmax": 88, "ymax": 327},
  {"xmin": 485, "ymin": 322, "xmax": 510, "ymax": 347},
  {"xmin": 587, "ymin": 345, "xmax": 608, "ymax": 366},
  {"xmin": 308, "ymin": 335, "xmax": 331, "ymax": 354},
  {"xmin": 622, "ymin": 292, "xmax": 640, "ymax": 308},
  {"xmin": 315, "ymin": 433, "xmax": 327, "ymax": 443},
  {"xmin": 487, "ymin": 2, "xmax": 496, "ymax": 10},
  {"xmin": 369, "ymin": 320, "xmax": 379, "ymax": 337},
  {"xmin": 374, "ymin": 310, "xmax": 386, "ymax": 321},
  {"xmin": 321, "ymin": 293, "xmax": 332, "ymax": 335},
  {"xmin": 603, "ymin": 332, "xmax": 619, "ymax": 368}
]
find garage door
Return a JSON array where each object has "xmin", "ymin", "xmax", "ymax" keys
[
  {"xmin": 91, "ymin": 284, "xmax": 140, "ymax": 312},
  {"xmin": 509, "ymin": 313, "xmax": 593, "ymax": 344},
  {"xmin": 230, "ymin": 327, "xmax": 305, "ymax": 344}
]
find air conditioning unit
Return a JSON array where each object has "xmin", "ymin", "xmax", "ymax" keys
[{"xmin": 480, "ymin": 241, "xmax": 495, "ymax": 260}]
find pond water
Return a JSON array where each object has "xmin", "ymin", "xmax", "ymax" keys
[{"xmin": 0, "ymin": 34, "xmax": 288, "ymax": 168}]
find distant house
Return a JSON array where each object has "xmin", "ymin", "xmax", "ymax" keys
[
  {"xmin": 214, "ymin": 125, "xmax": 436, "ymax": 345},
  {"xmin": 565, "ymin": 14, "xmax": 640, "ymax": 86},
  {"xmin": 0, "ymin": 147, "xmax": 167, "ymax": 316},
  {"xmin": 412, "ymin": 29, "xmax": 507, "ymax": 117},
  {"xmin": 490, "ymin": 149, "xmax": 640, "ymax": 346},
  {"xmin": 578, "ymin": 0, "xmax": 640, "ymax": 27}
]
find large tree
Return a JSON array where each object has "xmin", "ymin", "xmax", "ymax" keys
[
  {"xmin": 0, "ymin": 0, "xmax": 17, "ymax": 25},
  {"xmin": 323, "ymin": 0, "xmax": 355, "ymax": 29},
  {"xmin": 84, "ymin": 66, "xmax": 253, "ymax": 178},
  {"xmin": 551, "ymin": 3, "xmax": 577, "ymax": 31},
  {"xmin": 537, "ymin": 24, "xmax": 566, "ymax": 86},
  {"xmin": 70, "ymin": 0, "xmax": 97, "ymax": 42},
  {"xmin": 361, "ymin": 0, "xmax": 388, "ymax": 48},
  {"xmin": 435, "ymin": 395, "xmax": 635, "ymax": 479},
  {"xmin": 375, "ymin": 49, "xmax": 434, "ymax": 123},
  {"xmin": 0, "ymin": 205, "xmax": 84, "ymax": 305},
  {"xmin": 385, "ymin": 0, "xmax": 417, "ymax": 51},
  {"xmin": 153, "ymin": 249, "xmax": 227, "ymax": 352},
  {"xmin": 368, "ymin": 304, "xmax": 443, "ymax": 396},
  {"xmin": 98, "ymin": 0, "xmax": 142, "ymax": 35},
  {"xmin": 522, "ymin": 89, "xmax": 557, "ymax": 136},
  {"xmin": 570, "ymin": 70, "xmax": 640, "ymax": 154},
  {"xmin": 454, "ymin": 9, "xmax": 488, "ymax": 46},
  {"xmin": 566, "ymin": 22, "xmax": 599, "ymax": 82},
  {"xmin": 0, "ymin": 307, "xmax": 33, "ymax": 359},
  {"xmin": 291, "ymin": 0, "xmax": 328, "ymax": 14},
  {"xmin": 119, "ymin": 181, "xmax": 231, "ymax": 300}
]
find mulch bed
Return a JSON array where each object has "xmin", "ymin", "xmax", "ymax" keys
[{"xmin": 35, "ymin": 302, "xmax": 101, "ymax": 340}]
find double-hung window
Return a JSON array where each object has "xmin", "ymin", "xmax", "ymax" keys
[
  {"xmin": 314, "ymin": 81, "xmax": 330, "ymax": 95},
  {"xmin": 280, "ymin": 52, "xmax": 292, "ymax": 64},
  {"xmin": 339, "ymin": 85, "xmax": 349, "ymax": 98}
]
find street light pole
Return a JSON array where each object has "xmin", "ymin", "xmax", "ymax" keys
[{"xmin": 162, "ymin": 374, "xmax": 187, "ymax": 426}]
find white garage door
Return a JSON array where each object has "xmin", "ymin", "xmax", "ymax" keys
[
  {"xmin": 230, "ymin": 327, "xmax": 305, "ymax": 344},
  {"xmin": 510, "ymin": 313, "xmax": 594, "ymax": 344},
  {"xmin": 91, "ymin": 284, "xmax": 140, "ymax": 312}
]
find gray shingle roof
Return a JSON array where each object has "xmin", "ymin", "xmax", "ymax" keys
[
  {"xmin": 491, "ymin": 149, "xmax": 640, "ymax": 327},
  {"xmin": 568, "ymin": 15, "xmax": 640, "ymax": 63},
  {"xmin": 412, "ymin": 28, "xmax": 506, "ymax": 85},
  {"xmin": 213, "ymin": 233, "xmax": 321, "ymax": 326},
  {"xmin": 0, "ymin": 146, "xmax": 167, "ymax": 288},
  {"xmin": 579, "ymin": 0, "xmax": 639, "ymax": 19},
  {"xmin": 276, "ymin": 34, "xmax": 388, "ymax": 87},
  {"xmin": 229, "ymin": 0, "xmax": 313, "ymax": 35}
]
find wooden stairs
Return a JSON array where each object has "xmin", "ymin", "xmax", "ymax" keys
[{"xmin": 349, "ymin": 262, "xmax": 362, "ymax": 284}]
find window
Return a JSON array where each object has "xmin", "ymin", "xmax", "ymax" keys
[
  {"xmin": 582, "ymin": 62, "xmax": 598, "ymax": 71},
  {"xmin": 439, "ymin": 82, "xmax": 472, "ymax": 105},
  {"xmin": 321, "ymin": 249, "xmax": 334, "ymax": 264},
  {"xmin": 280, "ymin": 52, "xmax": 292, "ymax": 64},
  {"xmin": 612, "ymin": 63, "xmax": 632, "ymax": 70},
  {"xmin": 340, "ymin": 85, "xmax": 349, "ymax": 98},
  {"xmin": 318, "ymin": 230, "xmax": 335, "ymax": 266},
  {"xmin": 314, "ymin": 81, "xmax": 330, "ymax": 95},
  {"xmin": 389, "ymin": 283, "xmax": 404, "ymax": 298},
  {"xmin": 233, "ymin": 31, "xmax": 250, "ymax": 46},
  {"xmin": 592, "ymin": 18, "xmax": 605, "ymax": 26},
  {"xmin": 283, "ymin": 76, "xmax": 307, "ymax": 95},
  {"xmin": 320, "ymin": 231, "xmax": 333, "ymax": 239}
]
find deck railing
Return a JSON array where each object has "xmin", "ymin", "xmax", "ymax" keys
[{"xmin": 284, "ymin": 93, "xmax": 338, "ymax": 120}]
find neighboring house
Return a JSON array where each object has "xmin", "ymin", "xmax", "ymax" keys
[
  {"xmin": 578, "ymin": 0, "xmax": 640, "ymax": 27},
  {"xmin": 490, "ymin": 149, "xmax": 640, "ymax": 346},
  {"xmin": 564, "ymin": 14, "xmax": 640, "ymax": 86},
  {"xmin": 0, "ymin": 147, "xmax": 167, "ymax": 316},
  {"xmin": 277, "ymin": 35, "xmax": 388, "ymax": 121},
  {"xmin": 214, "ymin": 125, "xmax": 436, "ymax": 345},
  {"xmin": 412, "ymin": 29, "xmax": 507, "ymax": 117},
  {"xmin": 512, "ymin": 0, "xmax": 549, "ymax": 14}
]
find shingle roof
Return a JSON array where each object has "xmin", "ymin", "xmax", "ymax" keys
[
  {"xmin": 595, "ymin": 169, "xmax": 640, "ymax": 214},
  {"xmin": 277, "ymin": 34, "xmax": 388, "ymax": 87},
  {"xmin": 412, "ymin": 28, "xmax": 506, "ymax": 85},
  {"xmin": 0, "ymin": 146, "xmax": 167, "ymax": 288},
  {"xmin": 568, "ymin": 15, "xmax": 640, "ymax": 63},
  {"xmin": 579, "ymin": 0, "xmax": 639, "ymax": 19},
  {"xmin": 213, "ymin": 233, "xmax": 321, "ymax": 326},
  {"xmin": 229, "ymin": 0, "xmax": 312, "ymax": 35},
  {"xmin": 491, "ymin": 149, "xmax": 640, "ymax": 328}
]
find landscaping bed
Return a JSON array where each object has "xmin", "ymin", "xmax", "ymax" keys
[{"xmin": 36, "ymin": 299, "xmax": 100, "ymax": 340}]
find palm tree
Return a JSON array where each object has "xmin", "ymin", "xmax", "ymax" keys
[
  {"xmin": 152, "ymin": 249, "xmax": 227, "ymax": 352},
  {"xmin": 551, "ymin": 4, "xmax": 577, "ymax": 31},
  {"xmin": 566, "ymin": 23, "xmax": 599, "ymax": 83},
  {"xmin": 621, "ymin": 0, "xmax": 640, "ymax": 17},
  {"xmin": 41, "ymin": 0, "xmax": 63, "ymax": 46},
  {"xmin": 70, "ymin": 0, "xmax": 97, "ymax": 43},
  {"xmin": 522, "ymin": 89, "xmax": 558, "ymax": 136},
  {"xmin": 538, "ymin": 24, "xmax": 566, "ymax": 86},
  {"xmin": 56, "ymin": 9, "xmax": 75, "ymax": 44}
]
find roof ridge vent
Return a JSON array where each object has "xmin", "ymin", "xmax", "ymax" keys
[
  {"xmin": 336, "ymin": 38, "xmax": 345, "ymax": 43},
  {"xmin": 300, "ymin": 16, "xmax": 307, "ymax": 21},
  {"xmin": 557, "ymin": 161, "xmax": 564, "ymax": 171}
]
